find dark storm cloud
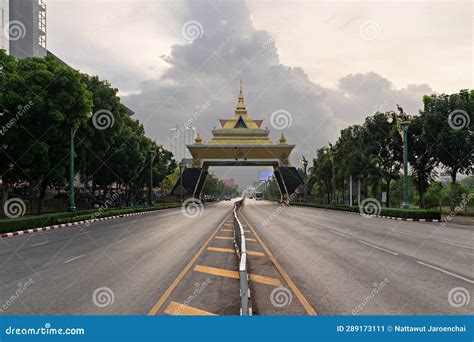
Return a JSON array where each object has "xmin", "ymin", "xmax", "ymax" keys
[{"xmin": 122, "ymin": 0, "xmax": 433, "ymax": 187}]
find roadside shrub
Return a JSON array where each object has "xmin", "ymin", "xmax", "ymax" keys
[
  {"xmin": 0, "ymin": 203, "xmax": 181, "ymax": 234},
  {"xmin": 290, "ymin": 202, "xmax": 441, "ymax": 220}
]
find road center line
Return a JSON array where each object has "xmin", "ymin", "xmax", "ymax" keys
[
  {"xmin": 358, "ymin": 240, "xmax": 399, "ymax": 256},
  {"xmin": 416, "ymin": 261, "xmax": 474, "ymax": 284},
  {"xmin": 439, "ymin": 240, "xmax": 474, "ymax": 250},
  {"xmin": 395, "ymin": 231, "xmax": 426, "ymax": 239},
  {"xmin": 63, "ymin": 255, "xmax": 85, "ymax": 264},
  {"xmin": 32, "ymin": 242, "xmax": 48, "ymax": 247},
  {"xmin": 330, "ymin": 230, "xmax": 351, "ymax": 238}
]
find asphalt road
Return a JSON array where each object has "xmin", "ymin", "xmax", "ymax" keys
[
  {"xmin": 1, "ymin": 199, "xmax": 472, "ymax": 316},
  {"xmin": 242, "ymin": 200, "xmax": 474, "ymax": 315},
  {"xmin": 0, "ymin": 202, "xmax": 233, "ymax": 315}
]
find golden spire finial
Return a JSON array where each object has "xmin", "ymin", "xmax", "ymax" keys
[
  {"xmin": 235, "ymin": 80, "xmax": 247, "ymax": 114},
  {"xmin": 195, "ymin": 132, "xmax": 203, "ymax": 144},
  {"xmin": 279, "ymin": 133, "xmax": 287, "ymax": 144}
]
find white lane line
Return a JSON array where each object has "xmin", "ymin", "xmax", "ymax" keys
[
  {"xmin": 395, "ymin": 231, "xmax": 426, "ymax": 239},
  {"xmin": 416, "ymin": 261, "xmax": 474, "ymax": 284},
  {"xmin": 64, "ymin": 255, "xmax": 85, "ymax": 264},
  {"xmin": 439, "ymin": 240, "xmax": 474, "ymax": 250},
  {"xmin": 358, "ymin": 240, "xmax": 399, "ymax": 256},
  {"xmin": 331, "ymin": 230, "xmax": 351, "ymax": 238},
  {"xmin": 32, "ymin": 242, "xmax": 48, "ymax": 247}
]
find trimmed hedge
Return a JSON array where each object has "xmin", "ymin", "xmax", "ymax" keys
[
  {"xmin": 0, "ymin": 203, "xmax": 182, "ymax": 234},
  {"xmin": 290, "ymin": 202, "xmax": 441, "ymax": 220}
]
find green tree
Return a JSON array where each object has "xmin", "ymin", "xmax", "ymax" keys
[
  {"xmin": 0, "ymin": 54, "xmax": 92, "ymax": 212},
  {"xmin": 422, "ymin": 90, "xmax": 473, "ymax": 210},
  {"xmin": 308, "ymin": 148, "xmax": 333, "ymax": 204},
  {"xmin": 363, "ymin": 112, "xmax": 402, "ymax": 207},
  {"xmin": 408, "ymin": 116, "xmax": 438, "ymax": 208}
]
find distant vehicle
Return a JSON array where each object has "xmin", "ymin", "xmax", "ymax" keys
[
  {"xmin": 224, "ymin": 195, "xmax": 231, "ymax": 201},
  {"xmin": 255, "ymin": 192, "xmax": 263, "ymax": 200}
]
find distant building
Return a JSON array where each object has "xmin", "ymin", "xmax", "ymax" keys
[
  {"xmin": 438, "ymin": 171, "xmax": 467, "ymax": 186},
  {"xmin": 169, "ymin": 126, "xmax": 196, "ymax": 162},
  {"xmin": 0, "ymin": 0, "xmax": 10, "ymax": 53},
  {"xmin": 223, "ymin": 179, "xmax": 235, "ymax": 186},
  {"xmin": 1, "ymin": 0, "xmax": 47, "ymax": 59},
  {"xmin": 438, "ymin": 172, "xmax": 451, "ymax": 185}
]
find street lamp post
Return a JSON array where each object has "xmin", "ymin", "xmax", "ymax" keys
[
  {"xmin": 299, "ymin": 156, "xmax": 308, "ymax": 202},
  {"xmin": 149, "ymin": 148, "xmax": 155, "ymax": 206},
  {"xmin": 386, "ymin": 105, "xmax": 411, "ymax": 209},
  {"xmin": 68, "ymin": 126, "xmax": 77, "ymax": 213},
  {"xmin": 324, "ymin": 144, "xmax": 336, "ymax": 205},
  {"xmin": 178, "ymin": 161, "xmax": 184, "ymax": 203}
]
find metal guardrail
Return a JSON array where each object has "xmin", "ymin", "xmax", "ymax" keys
[{"xmin": 233, "ymin": 198, "xmax": 251, "ymax": 316}]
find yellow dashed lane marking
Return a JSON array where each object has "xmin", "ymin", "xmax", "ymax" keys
[
  {"xmin": 164, "ymin": 301, "xmax": 216, "ymax": 316},
  {"xmin": 246, "ymin": 238, "xmax": 257, "ymax": 242},
  {"xmin": 247, "ymin": 250, "xmax": 265, "ymax": 257},
  {"xmin": 194, "ymin": 265, "xmax": 239, "ymax": 279},
  {"xmin": 207, "ymin": 247, "xmax": 265, "ymax": 257},
  {"xmin": 208, "ymin": 247, "xmax": 235, "ymax": 253},
  {"xmin": 147, "ymin": 212, "xmax": 233, "ymax": 315},
  {"xmin": 248, "ymin": 274, "xmax": 282, "ymax": 287},
  {"xmin": 221, "ymin": 228, "xmax": 250, "ymax": 233},
  {"xmin": 215, "ymin": 236, "xmax": 233, "ymax": 240},
  {"xmin": 194, "ymin": 265, "xmax": 281, "ymax": 286},
  {"xmin": 240, "ymin": 214, "xmax": 317, "ymax": 315}
]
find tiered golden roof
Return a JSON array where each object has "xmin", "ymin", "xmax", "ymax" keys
[{"xmin": 207, "ymin": 81, "xmax": 272, "ymax": 145}]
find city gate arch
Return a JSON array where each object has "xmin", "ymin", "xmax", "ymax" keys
[{"xmin": 171, "ymin": 82, "xmax": 304, "ymax": 202}]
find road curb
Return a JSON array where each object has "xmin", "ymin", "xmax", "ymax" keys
[
  {"xmin": 292, "ymin": 205, "xmax": 441, "ymax": 223},
  {"xmin": 0, "ymin": 207, "xmax": 181, "ymax": 240}
]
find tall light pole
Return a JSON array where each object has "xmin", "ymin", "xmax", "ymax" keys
[
  {"xmin": 323, "ymin": 145, "xmax": 336, "ymax": 205},
  {"xmin": 68, "ymin": 125, "xmax": 78, "ymax": 213},
  {"xmin": 149, "ymin": 148, "xmax": 155, "ymax": 206},
  {"xmin": 178, "ymin": 161, "xmax": 184, "ymax": 203},
  {"xmin": 386, "ymin": 105, "xmax": 412, "ymax": 209},
  {"xmin": 299, "ymin": 156, "xmax": 308, "ymax": 201}
]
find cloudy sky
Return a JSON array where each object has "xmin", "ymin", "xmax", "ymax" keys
[{"xmin": 47, "ymin": 0, "xmax": 472, "ymax": 186}]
